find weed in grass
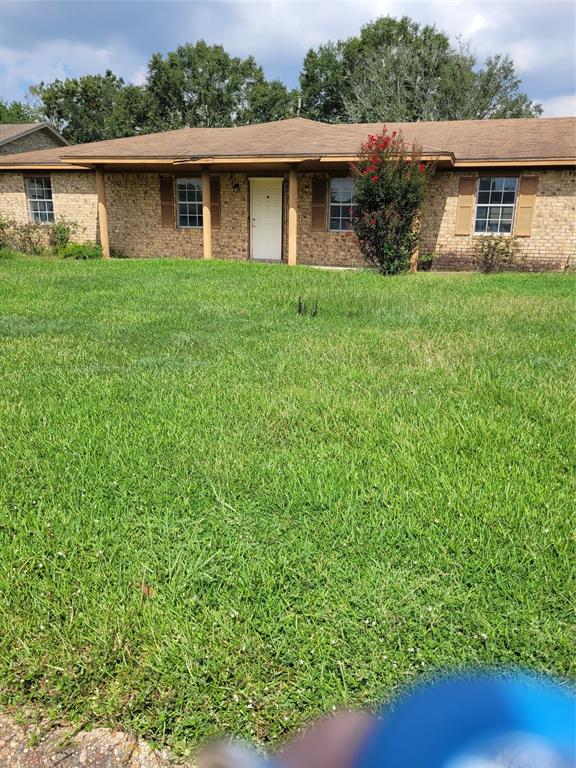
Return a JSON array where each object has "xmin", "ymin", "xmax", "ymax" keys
[{"xmin": 0, "ymin": 256, "xmax": 574, "ymax": 754}]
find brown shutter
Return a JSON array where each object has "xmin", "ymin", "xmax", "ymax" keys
[
  {"xmin": 454, "ymin": 176, "xmax": 475, "ymax": 235},
  {"xmin": 514, "ymin": 176, "xmax": 538, "ymax": 237},
  {"xmin": 160, "ymin": 175, "xmax": 175, "ymax": 228},
  {"xmin": 311, "ymin": 176, "xmax": 328, "ymax": 232},
  {"xmin": 210, "ymin": 176, "xmax": 221, "ymax": 229}
]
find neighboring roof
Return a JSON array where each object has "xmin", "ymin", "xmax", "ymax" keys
[
  {"xmin": 0, "ymin": 122, "xmax": 69, "ymax": 149},
  {"xmin": 0, "ymin": 117, "xmax": 574, "ymax": 169}
]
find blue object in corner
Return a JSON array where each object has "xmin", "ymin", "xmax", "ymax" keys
[{"xmin": 352, "ymin": 672, "xmax": 575, "ymax": 768}]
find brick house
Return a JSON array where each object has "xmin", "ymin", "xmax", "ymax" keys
[
  {"xmin": 0, "ymin": 116, "xmax": 574, "ymax": 269},
  {"xmin": 0, "ymin": 123, "xmax": 68, "ymax": 156}
]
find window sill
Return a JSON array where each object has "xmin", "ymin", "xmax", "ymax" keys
[{"xmin": 472, "ymin": 232, "xmax": 514, "ymax": 237}]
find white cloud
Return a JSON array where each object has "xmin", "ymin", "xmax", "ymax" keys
[
  {"xmin": 0, "ymin": 40, "xmax": 143, "ymax": 102},
  {"xmin": 131, "ymin": 67, "xmax": 147, "ymax": 87},
  {"xmin": 0, "ymin": 0, "xmax": 573, "ymax": 108},
  {"xmin": 198, "ymin": 1, "xmax": 394, "ymax": 63},
  {"xmin": 464, "ymin": 13, "xmax": 492, "ymax": 37},
  {"xmin": 539, "ymin": 93, "xmax": 576, "ymax": 117}
]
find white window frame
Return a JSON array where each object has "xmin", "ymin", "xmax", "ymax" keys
[
  {"xmin": 26, "ymin": 176, "xmax": 55, "ymax": 224},
  {"xmin": 176, "ymin": 177, "xmax": 203, "ymax": 229},
  {"xmin": 329, "ymin": 177, "xmax": 356, "ymax": 232},
  {"xmin": 473, "ymin": 176, "xmax": 518, "ymax": 236}
]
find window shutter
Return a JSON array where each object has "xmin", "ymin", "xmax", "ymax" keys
[
  {"xmin": 210, "ymin": 176, "xmax": 221, "ymax": 229},
  {"xmin": 159, "ymin": 175, "xmax": 175, "ymax": 228},
  {"xmin": 514, "ymin": 176, "xmax": 538, "ymax": 237},
  {"xmin": 454, "ymin": 176, "xmax": 475, "ymax": 235},
  {"xmin": 311, "ymin": 176, "xmax": 328, "ymax": 232}
]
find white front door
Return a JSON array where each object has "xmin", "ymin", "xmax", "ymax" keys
[{"xmin": 250, "ymin": 178, "xmax": 283, "ymax": 261}]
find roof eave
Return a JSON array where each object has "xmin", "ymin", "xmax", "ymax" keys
[
  {"xmin": 454, "ymin": 158, "xmax": 576, "ymax": 167},
  {"xmin": 60, "ymin": 151, "xmax": 456, "ymax": 166},
  {"xmin": 0, "ymin": 163, "xmax": 91, "ymax": 170}
]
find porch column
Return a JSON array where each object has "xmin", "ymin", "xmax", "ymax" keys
[
  {"xmin": 95, "ymin": 168, "xmax": 110, "ymax": 259},
  {"xmin": 201, "ymin": 170, "xmax": 212, "ymax": 259},
  {"xmin": 288, "ymin": 167, "xmax": 298, "ymax": 266}
]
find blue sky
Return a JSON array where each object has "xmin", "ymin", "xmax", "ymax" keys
[{"xmin": 1, "ymin": 0, "xmax": 575, "ymax": 116}]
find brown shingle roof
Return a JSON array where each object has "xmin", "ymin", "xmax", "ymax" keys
[
  {"xmin": 0, "ymin": 117, "xmax": 574, "ymax": 167},
  {"xmin": 0, "ymin": 122, "xmax": 68, "ymax": 148},
  {"xmin": 0, "ymin": 124, "xmax": 38, "ymax": 144}
]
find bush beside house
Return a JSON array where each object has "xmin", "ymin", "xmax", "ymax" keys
[{"xmin": 0, "ymin": 216, "xmax": 102, "ymax": 259}]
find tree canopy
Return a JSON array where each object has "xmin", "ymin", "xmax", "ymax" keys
[
  {"xmin": 300, "ymin": 16, "xmax": 542, "ymax": 122},
  {"xmin": 0, "ymin": 99, "xmax": 39, "ymax": 124},
  {"xmin": 26, "ymin": 42, "xmax": 297, "ymax": 142},
  {"xmin": 30, "ymin": 71, "xmax": 152, "ymax": 144},
  {"xmin": 145, "ymin": 41, "xmax": 296, "ymax": 130},
  {"xmin": 10, "ymin": 15, "xmax": 542, "ymax": 144}
]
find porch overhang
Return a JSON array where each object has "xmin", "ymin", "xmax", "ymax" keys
[{"xmin": 60, "ymin": 152, "xmax": 456, "ymax": 172}]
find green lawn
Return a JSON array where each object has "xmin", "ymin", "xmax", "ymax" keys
[{"xmin": 0, "ymin": 256, "xmax": 574, "ymax": 754}]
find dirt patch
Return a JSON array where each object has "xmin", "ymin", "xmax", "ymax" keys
[{"xmin": 0, "ymin": 714, "xmax": 189, "ymax": 767}]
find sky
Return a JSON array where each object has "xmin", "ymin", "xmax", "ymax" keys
[{"xmin": 1, "ymin": 0, "xmax": 575, "ymax": 116}]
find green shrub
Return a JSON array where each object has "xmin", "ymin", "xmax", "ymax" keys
[
  {"xmin": 0, "ymin": 215, "xmax": 9, "ymax": 249},
  {"xmin": 351, "ymin": 127, "xmax": 434, "ymax": 275},
  {"xmin": 417, "ymin": 252, "xmax": 435, "ymax": 271},
  {"xmin": 49, "ymin": 219, "xmax": 76, "ymax": 252},
  {"xmin": 60, "ymin": 242, "xmax": 103, "ymax": 260},
  {"xmin": 10, "ymin": 222, "xmax": 49, "ymax": 256},
  {"xmin": 0, "ymin": 217, "xmax": 80, "ymax": 257},
  {"xmin": 472, "ymin": 235, "xmax": 524, "ymax": 273}
]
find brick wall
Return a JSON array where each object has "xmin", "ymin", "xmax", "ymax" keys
[
  {"xmin": 0, "ymin": 172, "xmax": 28, "ymax": 220},
  {"xmin": 0, "ymin": 128, "xmax": 65, "ymax": 155},
  {"xmin": 420, "ymin": 169, "xmax": 576, "ymax": 271},
  {"xmin": 106, "ymin": 172, "xmax": 202, "ymax": 258},
  {"xmin": 1, "ymin": 168, "xmax": 574, "ymax": 269},
  {"xmin": 296, "ymin": 173, "xmax": 364, "ymax": 267},
  {"xmin": 52, "ymin": 173, "xmax": 98, "ymax": 242},
  {"xmin": 211, "ymin": 174, "xmax": 249, "ymax": 260},
  {"xmin": 0, "ymin": 171, "xmax": 98, "ymax": 242},
  {"xmin": 106, "ymin": 172, "xmax": 250, "ymax": 259}
]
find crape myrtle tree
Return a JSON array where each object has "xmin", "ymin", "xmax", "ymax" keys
[{"xmin": 350, "ymin": 127, "xmax": 434, "ymax": 274}]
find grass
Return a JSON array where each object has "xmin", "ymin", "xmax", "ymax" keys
[{"xmin": 0, "ymin": 256, "xmax": 574, "ymax": 754}]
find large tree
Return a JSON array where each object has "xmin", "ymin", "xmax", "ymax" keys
[
  {"xmin": 30, "ymin": 44, "xmax": 295, "ymax": 143},
  {"xmin": 145, "ymin": 41, "xmax": 294, "ymax": 130},
  {"xmin": 30, "ymin": 71, "xmax": 152, "ymax": 144},
  {"xmin": 0, "ymin": 99, "xmax": 39, "ymax": 123},
  {"xmin": 245, "ymin": 79, "xmax": 298, "ymax": 124},
  {"xmin": 300, "ymin": 16, "xmax": 541, "ymax": 122}
]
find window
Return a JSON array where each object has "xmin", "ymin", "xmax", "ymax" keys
[
  {"xmin": 177, "ymin": 178, "xmax": 203, "ymax": 228},
  {"xmin": 26, "ymin": 176, "xmax": 54, "ymax": 224},
  {"xmin": 474, "ymin": 177, "xmax": 518, "ymax": 234},
  {"xmin": 329, "ymin": 177, "xmax": 356, "ymax": 231}
]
